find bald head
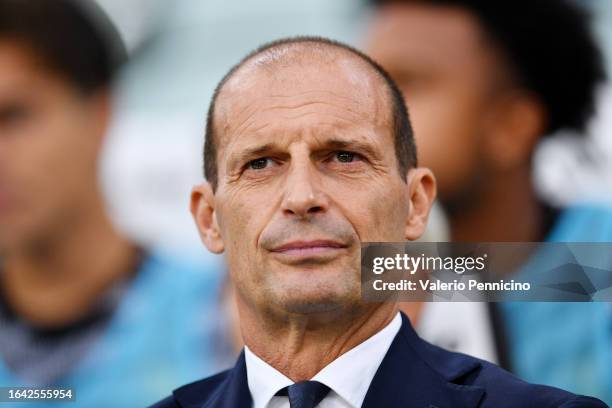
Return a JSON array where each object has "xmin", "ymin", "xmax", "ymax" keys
[{"xmin": 204, "ymin": 36, "xmax": 416, "ymax": 191}]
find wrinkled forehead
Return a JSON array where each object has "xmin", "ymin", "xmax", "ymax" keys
[{"xmin": 213, "ymin": 46, "xmax": 393, "ymax": 150}]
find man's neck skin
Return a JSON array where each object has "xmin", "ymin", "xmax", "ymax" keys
[
  {"xmin": 2, "ymin": 191, "xmax": 136, "ymax": 328},
  {"xmin": 449, "ymin": 166, "xmax": 545, "ymax": 242},
  {"xmin": 239, "ymin": 299, "xmax": 398, "ymax": 382}
]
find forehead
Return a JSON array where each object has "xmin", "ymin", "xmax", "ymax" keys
[
  {"xmin": 213, "ymin": 49, "xmax": 393, "ymax": 153},
  {"xmin": 0, "ymin": 41, "xmax": 71, "ymax": 96},
  {"xmin": 0, "ymin": 42, "xmax": 40, "ymax": 85},
  {"xmin": 368, "ymin": 4, "xmax": 499, "ymax": 80}
]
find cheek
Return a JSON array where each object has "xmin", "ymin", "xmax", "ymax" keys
[
  {"xmin": 221, "ymin": 184, "xmax": 273, "ymax": 240},
  {"xmin": 336, "ymin": 180, "xmax": 409, "ymax": 242},
  {"xmin": 217, "ymin": 188, "xmax": 271, "ymax": 276},
  {"xmin": 8, "ymin": 114, "xmax": 89, "ymax": 201},
  {"xmin": 405, "ymin": 87, "xmax": 484, "ymax": 197},
  {"xmin": 0, "ymin": 115, "xmax": 96, "ymax": 245},
  {"xmin": 42, "ymin": 124, "xmax": 96, "ymax": 197}
]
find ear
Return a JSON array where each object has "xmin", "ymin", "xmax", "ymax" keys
[
  {"xmin": 404, "ymin": 168, "xmax": 437, "ymax": 241},
  {"xmin": 483, "ymin": 91, "xmax": 547, "ymax": 170},
  {"xmin": 87, "ymin": 90, "xmax": 113, "ymax": 148},
  {"xmin": 190, "ymin": 182, "xmax": 225, "ymax": 253}
]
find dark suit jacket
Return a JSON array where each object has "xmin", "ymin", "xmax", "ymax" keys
[{"xmin": 151, "ymin": 313, "xmax": 607, "ymax": 408}]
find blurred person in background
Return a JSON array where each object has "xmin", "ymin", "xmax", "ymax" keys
[
  {"xmin": 0, "ymin": 0, "xmax": 225, "ymax": 406},
  {"xmin": 367, "ymin": 0, "xmax": 612, "ymax": 404}
]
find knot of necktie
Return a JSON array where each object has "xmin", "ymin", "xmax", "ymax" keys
[{"xmin": 276, "ymin": 380, "xmax": 331, "ymax": 408}]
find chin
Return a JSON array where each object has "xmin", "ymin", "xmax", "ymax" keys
[
  {"xmin": 258, "ymin": 264, "xmax": 361, "ymax": 314},
  {"xmin": 273, "ymin": 282, "xmax": 361, "ymax": 316},
  {"xmin": 282, "ymin": 300, "xmax": 344, "ymax": 315}
]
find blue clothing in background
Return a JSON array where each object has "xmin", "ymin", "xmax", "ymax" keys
[
  {"xmin": 0, "ymin": 251, "xmax": 228, "ymax": 408},
  {"xmin": 500, "ymin": 205, "xmax": 612, "ymax": 405}
]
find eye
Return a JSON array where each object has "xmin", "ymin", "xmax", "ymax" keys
[
  {"xmin": 335, "ymin": 151, "xmax": 356, "ymax": 163},
  {"xmin": 0, "ymin": 104, "xmax": 31, "ymax": 127},
  {"xmin": 247, "ymin": 157, "xmax": 271, "ymax": 170}
]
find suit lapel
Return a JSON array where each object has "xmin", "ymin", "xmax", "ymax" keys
[
  {"xmin": 176, "ymin": 314, "xmax": 484, "ymax": 408},
  {"xmin": 203, "ymin": 351, "xmax": 252, "ymax": 408},
  {"xmin": 362, "ymin": 313, "xmax": 485, "ymax": 408}
]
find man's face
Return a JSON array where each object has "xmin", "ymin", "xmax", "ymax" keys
[
  {"xmin": 367, "ymin": 4, "xmax": 504, "ymax": 205},
  {"xmin": 204, "ymin": 55, "xmax": 427, "ymax": 316},
  {"xmin": 0, "ymin": 42, "xmax": 107, "ymax": 252}
]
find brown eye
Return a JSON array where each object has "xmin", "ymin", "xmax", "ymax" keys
[
  {"xmin": 0, "ymin": 104, "xmax": 31, "ymax": 127},
  {"xmin": 335, "ymin": 151, "xmax": 355, "ymax": 163},
  {"xmin": 248, "ymin": 158, "xmax": 270, "ymax": 170}
]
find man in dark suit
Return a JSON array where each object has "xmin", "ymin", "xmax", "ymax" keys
[{"xmin": 152, "ymin": 37, "xmax": 607, "ymax": 408}]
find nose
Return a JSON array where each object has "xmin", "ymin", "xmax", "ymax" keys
[{"xmin": 281, "ymin": 160, "xmax": 329, "ymax": 219}]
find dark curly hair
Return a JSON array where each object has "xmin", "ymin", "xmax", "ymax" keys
[{"xmin": 370, "ymin": 0, "xmax": 606, "ymax": 134}]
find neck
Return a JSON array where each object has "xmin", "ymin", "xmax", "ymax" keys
[
  {"xmin": 449, "ymin": 166, "xmax": 546, "ymax": 242},
  {"xmin": 2, "ymin": 193, "xmax": 136, "ymax": 328},
  {"xmin": 239, "ymin": 300, "xmax": 398, "ymax": 382}
]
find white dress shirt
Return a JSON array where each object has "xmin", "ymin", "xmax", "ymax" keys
[{"xmin": 244, "ymin": 313, "xmax": 402, "ymax": 408}]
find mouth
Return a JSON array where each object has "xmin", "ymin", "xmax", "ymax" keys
[{"xmin": 269, "ymin": 240, "xmax": 349, "ymax": 261}]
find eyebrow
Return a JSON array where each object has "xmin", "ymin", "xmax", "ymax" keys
[
  {"xmin": 240, "ymin": 143, "xmax": 276, "ymax": 159},
  {"xmin": 227, "ymin": 137, "xmax": 382, "ymax": 171},
  {"xmin": 227, "ymin": 143, "xmax": 278, "ymax": 171},
  {"xmin": 322, "ymin": 139, "xmax": 380, "ymax": 159}
]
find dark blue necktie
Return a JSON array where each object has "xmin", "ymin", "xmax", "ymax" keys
[{"xmin": 276, "ymin": 381, "xmax": 331, "ymax": 408}]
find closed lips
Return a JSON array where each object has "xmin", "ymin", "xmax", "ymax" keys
[{"xmin": 270, "ymin": 240, "xmax": 347, "ymax": 253}]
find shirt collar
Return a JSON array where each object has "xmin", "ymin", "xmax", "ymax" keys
[
  {"xmin": 244, "ymin": 312, "xmax": 402, "ymax": 408},
  {"xmin": 244, "ymin": 345, "xmax": 293, "ymax": 408}
]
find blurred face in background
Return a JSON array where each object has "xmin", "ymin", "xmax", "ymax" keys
[
  {"xmin": 0, "ymin": 41, "xmax": 109, "ymax": 253},
  {"xmin": 367, "ymin": 3, "xmax": 522, "ymax": 209}
]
